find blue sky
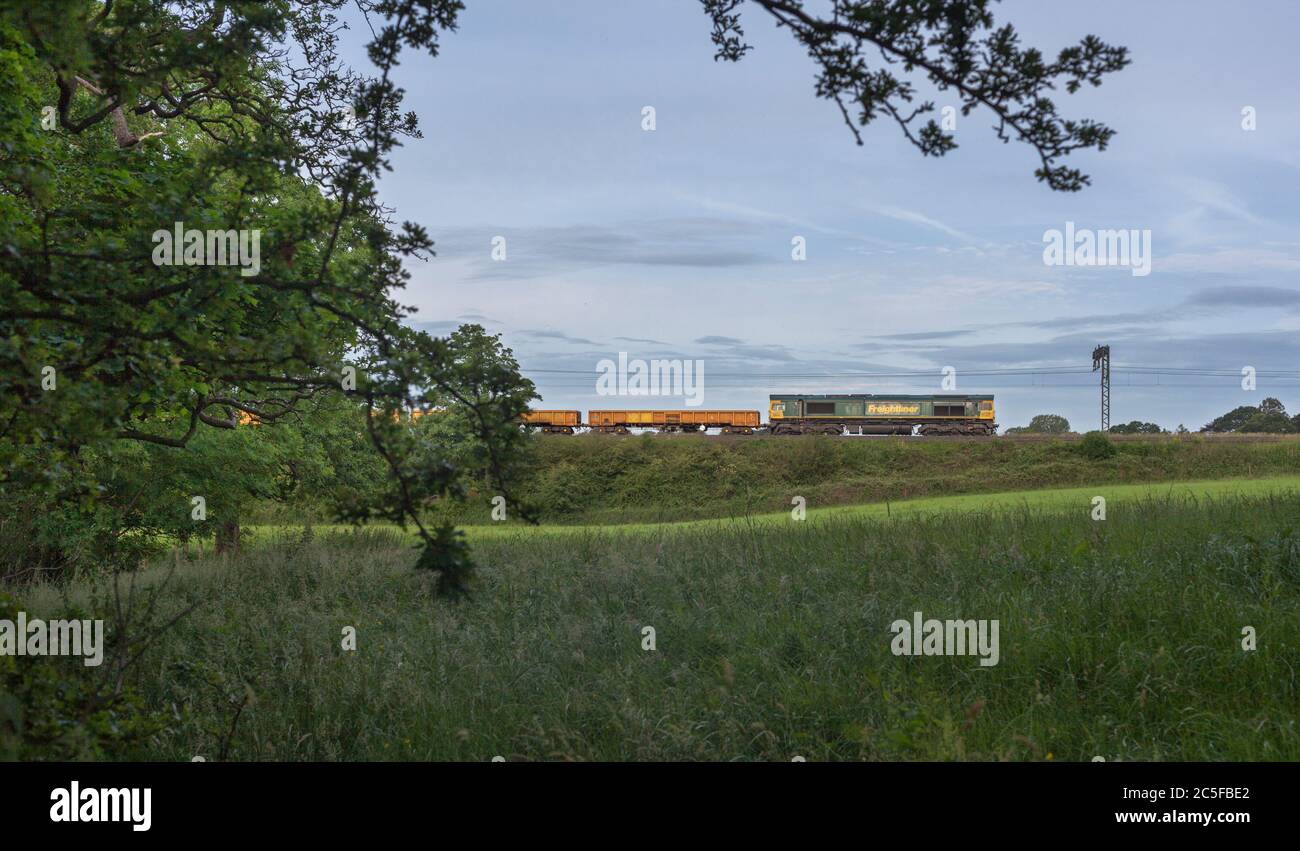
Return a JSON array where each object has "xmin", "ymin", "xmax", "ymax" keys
[{"xmin": 345, "ymin": 0, "xmax": 1300, "ymax": 430}]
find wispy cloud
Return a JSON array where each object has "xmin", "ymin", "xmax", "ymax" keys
[
  {"xmin": 614, "ymin": 335, "xmax": 672, "ymax": 346},
  {"xmin": 431, "ymin": 219, "xmax": 774, "ymax": 280},
  {"xmin": 1185, "ymin": 285, "xmax": 1300, "ymax": 307},
  {"xmin": 520, "ymin": 329, "xmax": 603, "ymax": 346},
  {"xmin": 862, "ymin": 204, "xmax": 987, "ymax": 246}
]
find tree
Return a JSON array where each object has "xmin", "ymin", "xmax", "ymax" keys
[
  {"xmin": 417, "ymin": 325, "xmax": 537, "ymax": 481},
  {"xmin": 1202, "ymin": 401, "xmax": 1294, "ymax": 434},
  {"xmin": 1201, "ymin": 405, "xmax": 1260, "ymax": 433},
  {"xmin": 0, "ymin": 1, "xmax": 534, "ymax": 592},
  {"xmin": 1108, "ymin": 421, "xmax": 1164, "ymax": 434},
  {"xmin": 703, "ymin": 0, "xmax": 1130, "ymax": 190},
  {"xmin": 1259, "ymin": 397, "xmax": 1287, "ymax": 416},
  {"xmin": 1238, "ymin": 412, "xmax": 1296, "ymax": 434},
  {"xmin": 1011, "ymin": 414, "xmax": 1071, "ymax": 434}
]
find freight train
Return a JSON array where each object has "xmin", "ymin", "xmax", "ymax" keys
[{"xmin": 521, "ymin": 393, "xmax": 996, "ymax": 436}]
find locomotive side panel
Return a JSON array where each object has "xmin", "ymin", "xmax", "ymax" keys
[{"xmin": 768, "ymin": 394, "xmax": 996, "ymax": 435}]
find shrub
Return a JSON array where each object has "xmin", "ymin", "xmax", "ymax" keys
[
  {"xmin": 0, "ymin": 592, "xmax": 164, "ymax": 760},
  {"xmin": 1078, "ymin": 431, "xmax": 1118, "ymax": 460}
]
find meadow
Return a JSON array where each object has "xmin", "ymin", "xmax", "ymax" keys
[{"xmin": 24, "ymin": 476, "xmax": 1300, "ymax": 761}]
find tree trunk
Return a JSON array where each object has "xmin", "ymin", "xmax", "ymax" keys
[{"xmin": 215, "ymin": 521, "xmax": 241, "ymax": 555}]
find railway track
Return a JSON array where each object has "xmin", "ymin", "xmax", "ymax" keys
[{"xmin": 534, "ymin": 429, "xmax": 1300, "ymax": 443}]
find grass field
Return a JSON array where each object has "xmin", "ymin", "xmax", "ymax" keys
[
  {"xmin": 248, "ymin": 473, "xmax": 1300, "ymax": 542},
  {"xmin": 26, "ymin": 475, "xmax": 1300, "ymax": 761},
  {"xmin": 409, "ymin": 432, "xmax": 1300, "ymax": 526}
]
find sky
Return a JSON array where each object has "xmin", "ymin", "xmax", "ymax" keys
[{"xmin": 342, "ymin": 0, "xmax": 1300, "ymax": 430}]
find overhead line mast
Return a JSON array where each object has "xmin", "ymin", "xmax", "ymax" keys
[{"xmin": 1092, "ymin": 344, "xmax": 1111, "ymax": 432}]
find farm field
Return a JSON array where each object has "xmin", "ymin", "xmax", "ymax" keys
[{"xmin": 24, "ymin": 475, "xmax": 1300, "ymax": 761}]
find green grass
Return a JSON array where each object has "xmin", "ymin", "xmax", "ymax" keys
[
  {"xmin": 26, "ymin": 479, "xmax": 1300, "ymax": 761},
  {"xmin": 247, "ymin": 473, "xmax": 1300, "ymax": 542},
  {"xmin": 415, "ymin": 432, "xmax": 1300, "ymax": 526}
]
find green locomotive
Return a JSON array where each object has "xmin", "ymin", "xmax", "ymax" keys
[{"xmin": 768, "ymin": 393, "xmax": 997, "ymax": 436}]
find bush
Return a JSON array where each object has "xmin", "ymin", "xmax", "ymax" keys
[
  {"xmin": 0, "ymin": 499, "xmax": 160, "ymax": 584},
  {"xmin": 1078, "ymin": 431, "xmax": 1118, "ymax": 460},
  {"xmin": 0, "ymin": 592, "xmax": 164, "ymax": 760}
]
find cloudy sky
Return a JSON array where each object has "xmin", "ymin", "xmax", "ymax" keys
[{"xmin": 345, "ymin": 0, "xmax": 1300, "ymax": 430}]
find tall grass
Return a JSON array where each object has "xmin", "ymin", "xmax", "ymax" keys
[{"xmin": 26, "ymin": 490, "xmax": 1300, "ymax": 761}]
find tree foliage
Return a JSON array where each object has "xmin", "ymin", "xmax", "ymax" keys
[
  {"xmin": 1202, "ymin": 400, "xmax": 1295, "ymax": 434},
  {"xmin": 1005, "ymin": 413, "xmax": 1070, "ymax": 434},
  {"xmin": 1108, "ymin": 421, "xmax": 1164, "ymax": 434},
  {"xmin": 0, "ymin": 1, "xmax": 534, "ymax": 593},
  {"xmin": 1238, "ymin": 412, "xmax": 1296, "ymax": 435},
  {"xmin": 702, "ymin": 0, "xmax": 1130, "ymax": 190}
]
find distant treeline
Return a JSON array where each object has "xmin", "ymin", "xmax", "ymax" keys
[{"xmin": 1005, "ymin": 398, "xmax": 1300, "ymax": 436}]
